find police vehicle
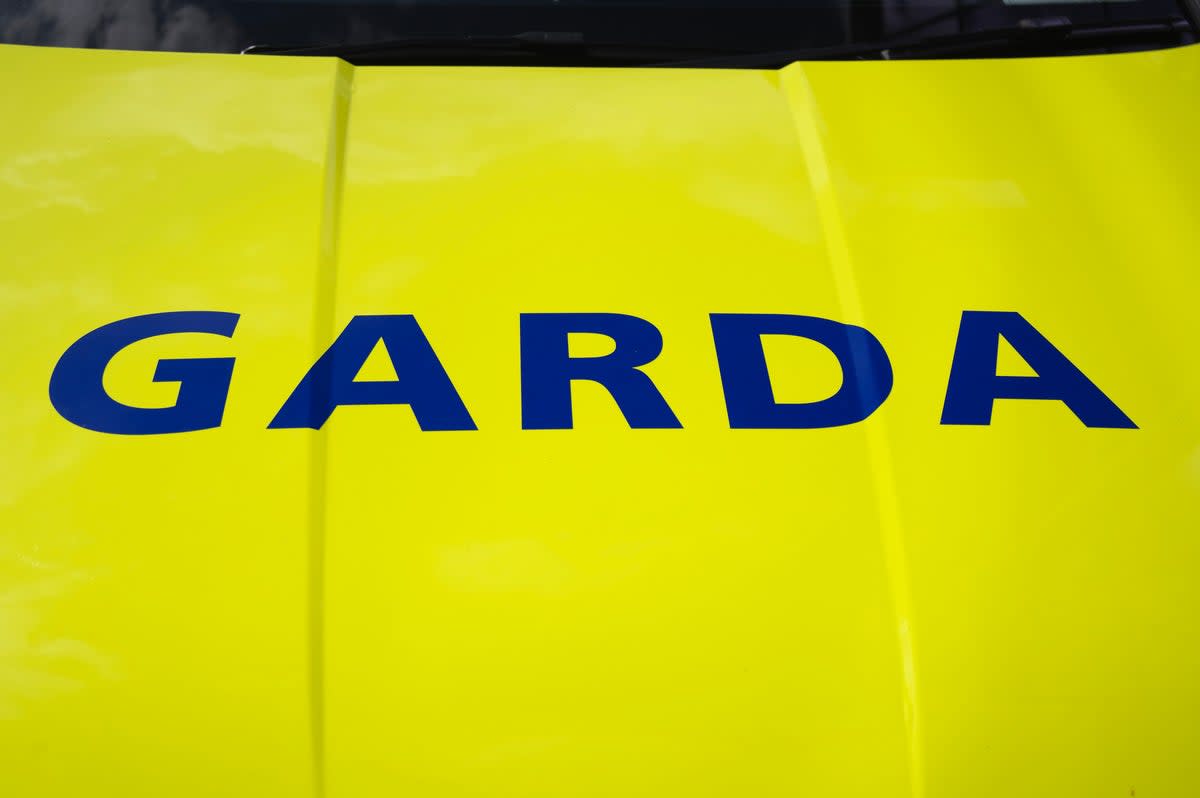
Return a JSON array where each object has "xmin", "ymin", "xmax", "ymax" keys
[{"xmin": 2, "ymin": 1, "xmax": 1198, "ymax": 795}]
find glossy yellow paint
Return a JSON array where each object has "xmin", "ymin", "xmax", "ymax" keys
[{"xmin": 2, "ymin": 41, "xmax": 1199, "ymax": 798}]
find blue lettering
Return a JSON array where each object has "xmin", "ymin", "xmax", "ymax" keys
[
  {"xmin": 270, "ymin": 315, "xmax": 475, "ymax": 430},
  {"xmin": 48, "ymin": 311, "xmax": 239, "ymax": 435},
  {"xmin": 940, "ymin": 310, "xmax": 1136, "ymax": 428},
  {"xmin": 520, "ymin": 313, "xmax": 681, "ymax": 429},
  {"xmin": 710, "ymin": 313, "xmax": 893, "ymax": 429}
]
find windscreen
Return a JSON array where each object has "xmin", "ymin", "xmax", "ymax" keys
[{"xmin": 0, "ymin": 0, "xmax": 1194, "ymax": 58}]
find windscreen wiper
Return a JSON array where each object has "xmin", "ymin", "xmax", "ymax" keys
[
  {"xmin": 243, "ymin": 32, "xmax": 746, "ymax": 66},
  {"xmin": 657, "ymin": 16, "xmax": 1194, "ymax": 68}
]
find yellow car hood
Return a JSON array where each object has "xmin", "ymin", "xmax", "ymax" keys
[{"xmin": 2, "ymin": 42, "xmax": 1199, "ymax": 797}]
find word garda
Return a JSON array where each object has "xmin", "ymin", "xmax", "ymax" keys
[{"xmin": 48, "ymin": 311, "xmax": 1136, "ymax": 435}]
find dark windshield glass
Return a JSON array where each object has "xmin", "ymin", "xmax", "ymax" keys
[{"xmin": 0, "ymin": 0, "xmax": 1194, "ymax": 59}]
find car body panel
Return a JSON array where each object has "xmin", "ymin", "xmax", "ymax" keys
[{"xmin": 1, "ymin": 42, "xmax": 1198, "ymax": 797}]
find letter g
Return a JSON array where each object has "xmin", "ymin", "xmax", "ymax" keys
[{"xmin": 49, "ymin": 311, "xmax": 239, "ymax": 435}]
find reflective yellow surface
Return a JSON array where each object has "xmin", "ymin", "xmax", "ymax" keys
[{"xmin": 2, "ymin": 42, "xmax": 1199, "ymax": 797}]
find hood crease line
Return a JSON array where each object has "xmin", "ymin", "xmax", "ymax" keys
[
  {"xmin": 777, "ymin": 63, "xmax": 926, "ymax": 798},
  {"xmin": 307, "ymin": 56, "xmax": 355, "ymax": 798}
]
